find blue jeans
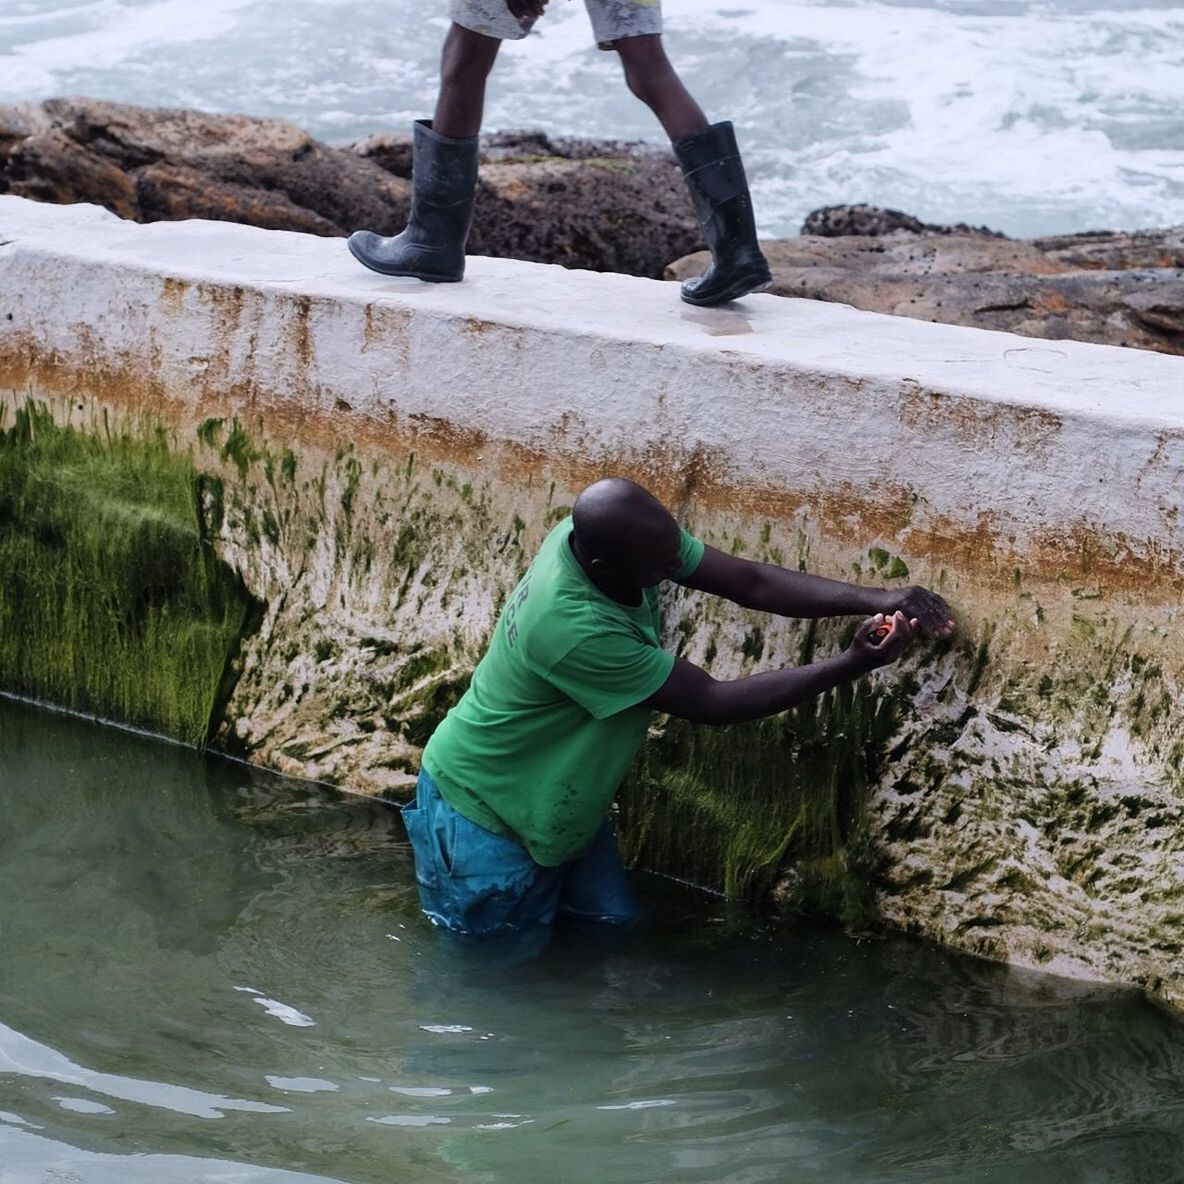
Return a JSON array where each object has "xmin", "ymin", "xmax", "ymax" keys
[{"xmin": 401, "ymin": 769, "xmax": 642, "ymax": 940}]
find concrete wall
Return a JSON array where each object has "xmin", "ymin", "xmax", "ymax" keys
[{"xmin": 2, "ymin": 195, "xmax": 1182, "ymax": 1007}]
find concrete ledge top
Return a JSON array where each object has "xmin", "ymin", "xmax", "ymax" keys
[{"xmin": 1, "ymin": 195, "xmax": 1180, "ymax": 430}]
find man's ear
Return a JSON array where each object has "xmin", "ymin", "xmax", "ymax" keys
[{"xmin": 587, "ymin": 555, "xmax": 619, "ymax": 579}]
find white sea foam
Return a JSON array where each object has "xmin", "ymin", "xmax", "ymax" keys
[
  {"xmin": 0, "ymin": 0, "xmax": 260, "ymax": 93},
  {"xmin": 0, "ymin": 0, "xmax": 1180, "ymax": 235}
]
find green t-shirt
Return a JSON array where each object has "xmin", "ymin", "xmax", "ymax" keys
[{"xmin": 421, "ymin": 519, "xmax": 704, "ymax": 867}]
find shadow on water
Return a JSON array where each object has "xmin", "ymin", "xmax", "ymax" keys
[{"xmin": 2, "ymin": 696, "xmax": 1184, "ymax": 1184}]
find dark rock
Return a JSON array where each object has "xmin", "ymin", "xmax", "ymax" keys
[
  {"xmin": 1125, "ymin": 289, "xmax": 1184, "ymax": 337},
  {"xmin": 351, "ymin": 132, "xmax": 414, "ymax": 179},
  {"xmin": 0, "ymin": 97, "xmax": 408, "ymax": 238},
  {"xmin": 802, "ymin": 202, "xmax": 1005, "ymax": 239},
  {"xmin": 0, "ymin": 98, "xmax": 701, "ymax": 279},
  {"xmin": 6, "ymin": 124, "xmax": 140, "ymax": 219},
  {"xmin": 470, "ymin": 152, "xmax": 698, "ymax": 278},
  {"xmin": 478, "ymin": 129, "xmax": 665, "ymax": 163},
  {"xmin": 1032, "ymin": 226, "xmax": 1184, "ymax": 271},
  {"xmin": 668, "ymin": 214, "xmax": 1184, "ymax": 355}
]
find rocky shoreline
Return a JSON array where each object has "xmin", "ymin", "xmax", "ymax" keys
[
  {"xmin": 2, "ymin": 97, "xmax": 1181, "ymax": 354},
  {"xmin": 671, "ymin": 207, "xmax": 1184, "ymax": 356}
]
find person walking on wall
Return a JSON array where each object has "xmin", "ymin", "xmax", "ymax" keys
[
  {"xmin": 402, "ymin": 478, "xmax": 956, "ymax": 952},
  {"xmin": 347, "ymin": 0, "xmax": 773, "ymax": 306}
]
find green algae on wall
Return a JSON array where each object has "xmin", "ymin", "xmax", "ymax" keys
[
  {"xmin": 619, "ymin": 622, "xmax": 905, "ymax": 921},
  {"xmin": 185, "ymin": 419, "xmax": 536, "ymax": 793},
  {"xmin": 0, "ymin": 404, "xmax": 258, "ymax": 746}
]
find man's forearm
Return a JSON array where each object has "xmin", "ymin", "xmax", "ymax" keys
[
  {"xmin": 681, "ymin": 546, "xmax": 952, "ymax": 637},
  {"xmin": 682, "ymin": 651, "xmax": 866, "ymax": 726},
  {"xmin": 744, "ymin": 565, "xmax": 888, "ymax": 619}
]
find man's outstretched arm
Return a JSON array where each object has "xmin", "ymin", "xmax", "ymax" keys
[
  {"xmin": 645, "ymin": 612, "xmax": 914, "ymax": 726},
  {"xmin": 678, "ymin": 545, "xmax": 955, "ymax": 639}
]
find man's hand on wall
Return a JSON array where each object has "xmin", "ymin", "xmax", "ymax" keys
[{"xmin": 880, "ymin": 586, "xmax": 955, "ymax": 639}]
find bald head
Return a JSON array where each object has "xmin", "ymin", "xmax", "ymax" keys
[{"xmin": 571, "ymin": 479, "xmax": 682, "ymax": 592}]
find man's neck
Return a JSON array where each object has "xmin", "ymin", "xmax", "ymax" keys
[{"xmin": 568, "ymin": 533, "xmax": 642, "ymax": 607}]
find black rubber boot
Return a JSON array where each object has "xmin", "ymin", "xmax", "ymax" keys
[
  {"xmin": 348, "ymin": 119, "xmax": 479, "ymax": 282},
  {"xmin": 673, "ymin": 121, "xmax": 772, "ymax": 306}
]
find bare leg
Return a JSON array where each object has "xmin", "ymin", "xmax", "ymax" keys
[
  {"xmin": 347, "ymin": 23, "xmax": 493, "ymax": 278},
  {"xmin": 433, "ymin": 23, "xmax": 503, "ymax": 140},
  {"xmin": 614, "ymin": 34, "xmax": 708, "ymax": 141},
  {"xmin": 614, "ymin": 36, "xmax": 769, "ymax": 304}
]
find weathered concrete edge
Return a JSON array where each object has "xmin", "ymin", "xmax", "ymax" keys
[{"xmin": 2, "ymin": 196, "xmax": 1182, "ymax": 595}]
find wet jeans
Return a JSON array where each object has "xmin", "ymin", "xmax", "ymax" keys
[{"xmin": 401, "ymin": 769, "xmax": 642, "ymax": 947}]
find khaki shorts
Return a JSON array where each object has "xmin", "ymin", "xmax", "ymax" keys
[{"xmin": 450, "ymin": 0, "xmax": 662, "ymax": 48}]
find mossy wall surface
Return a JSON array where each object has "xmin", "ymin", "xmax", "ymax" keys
[{"xmin": 0, "ymin": 403, "xmax": 256, "ymax": 746}]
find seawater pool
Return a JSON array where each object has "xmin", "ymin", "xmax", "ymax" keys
[{"xmin": 3, "ymin": 695, "xmax": 1184, "ymax": 1184}]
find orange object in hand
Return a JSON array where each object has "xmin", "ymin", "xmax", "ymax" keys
[{"xmin": 869, "ymin": 619, "xmax": 894, "ymax": 644}]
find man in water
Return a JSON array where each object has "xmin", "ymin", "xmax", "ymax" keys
[
  {"xmin": 402, "ymin": 478, "xmax": 955, "ymax": 943},
  {"xmin": 347, "ymin": 0, "xmax": 771, "ymax": 306}
]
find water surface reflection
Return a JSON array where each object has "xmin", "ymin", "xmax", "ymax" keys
[{"xmin": 2, "ymin": 697, "xmax": 1182, "ymax": 1183}]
